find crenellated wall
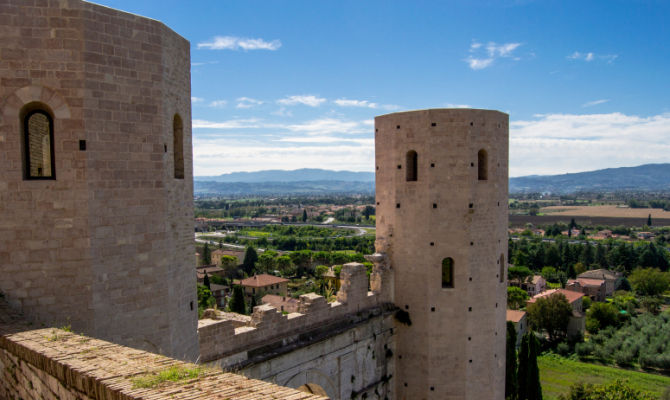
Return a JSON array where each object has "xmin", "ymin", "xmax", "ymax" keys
[
  {"xmin": 198, "ymin": 263, "xmax": 389, "ymax": 364},
  {"xmin": 198, "ymin": 263, "xmax": 397, "ymax": 399}
]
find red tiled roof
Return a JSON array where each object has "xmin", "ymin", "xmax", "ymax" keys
[
  {"xmin": 528, "ymin": 288, "xmax": 583, "ymax": 304},
  {"xmin": 506, "ymin": 309, "xmax": 526, "ymax": 323},
  {"xmin": 240, "ymin": 274, "xmax": 289, "ymax": 288},
  {"xmin": 575, "ymin": 278, "xmax": 606, "ymax": 287}
]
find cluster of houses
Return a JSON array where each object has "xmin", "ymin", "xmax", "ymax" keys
[
  {"xmin": 508, "ymin": 227, "xmax": 655, "ymax": 242},
  {"xmin": 506, "ymin": 268, "xmax": 622, "ymax": 343}
]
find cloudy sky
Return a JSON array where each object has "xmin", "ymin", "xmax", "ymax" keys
[{"xmin": 94, "ymin": 0, "xmax": 670, "ymax": 177}]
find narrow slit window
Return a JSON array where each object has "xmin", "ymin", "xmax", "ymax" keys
[
  {"xmin": 406, "ymin": 150, "xmax": 417, "ymax": 181},
  {"xmin": 173, "ymin": 114, "xmax": 184, "ymax": 179},
  {"xmin": 499, "ymin": 254, "xmax": 505, "ymax": 283},
  {"xmin": 24, "ymin": 109, "xmax": 55, "ymax": 179},
  {"xmin": 478, "ymin": 149, "xmax": 488, "ymax": 181},
  {"xmin": 442, "ymin": 257, "xmax": 454, "ymax": 288}
]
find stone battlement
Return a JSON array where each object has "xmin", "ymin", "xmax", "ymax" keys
[
  {"xmin": 0, "ymin": 297, "xmax": 326, "ymax": 400},
  {"xmin": 198, "ymin": 262, "xmax": 390, "ymax": 365}
]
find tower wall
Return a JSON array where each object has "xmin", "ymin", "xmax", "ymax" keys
[
  {"xmin": 0, "ymin": 0, "xmax": 197, "ymax": 360},
  {"xmin": 375, "ymin": 109, "xmax": 508, "ymax": 399}
]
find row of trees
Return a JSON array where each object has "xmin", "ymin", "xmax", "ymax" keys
[
  {"xmin": 222, "ymin": 234, "xmax": 375, "ymax": 253},
  {"xmin": 509, "ymin": 236, "xmax": 669, "ymax": 276}
]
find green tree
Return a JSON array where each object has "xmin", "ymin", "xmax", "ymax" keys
[
  {"xmin": 586, "ymin": 302, "xmax": 619, "ymax": 333},
  {"xmin": 276, "ymin": 255, "xmax": 294, "ymax": 276},
  {"xmin": 197, "ymin": 284, "xmax": 215, "ymax": 312},
  {"xmin": 242, "ymin": 246, "xmax": 258, "ymax": 275},
  {"xmin": 527, "ymin": 293, "xmax": 572, "ymax": 343},
  {"xmin": 518, "ymin": 332, "xmax": 542, "ymax": 400},
  {"xmin": 290, "ymin": 250, "xmax": 313, "ymax": 276},
  {"xmin": 647, "ymin": 213, "xmax": 652, "ymax": 226},
  {"xmin": 228, "ymin": 285, "xmax": 246, "ymax": 315},
  {"xmin": 507, "ymin": 286, "xmax": 530, "ymax": 310},
  {"xmin": 302, "ymin": 209, "xmax": 308, "ymax": 222},
  {"xmin": 220, "ymin": 255, "xmax": 238, "ymax": 275},
  {"xmin": 506, "ymin": 321, "xmax": 518, "ymax": 400},
  {"xmin": 559, "ymin": 379, "xmax": 654, "ymax": 400},
  {"xmin": 509, "ymin": 266, "xmax": 533, "ymax": 283},
  {"xmin": 202, "ymin": 242, "xmax": 212, "ymax": 265},
  {"xmin": 629, "ymin": 267, "xmax": 670, "ymax": 297},
  {"xmin": 257, "ymin": 251, "xmax": 277, "ymax": 274}
]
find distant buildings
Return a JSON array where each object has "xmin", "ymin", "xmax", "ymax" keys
[{"xmin": 239, "ymin": 274, "xmax": 289, "ymax": 299}]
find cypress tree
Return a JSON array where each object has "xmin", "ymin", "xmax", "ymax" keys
[
  {"xmin": 527, "ymin": 333, "xmax": 542, "ymax": 400},
  {"xmin": 506, "ymin": 321, "xmax": 518, "ymax": 400},
  {"xmin": 229, "ymin": 285, "xmax": 246, "ymax": 315},
  {"xmin": 647, "ymin": 213, "xmax": 652, "ymax": 226},
  {"xmin": 242, "ymin": 246, "xmax": 258, "ymax": 275},
  {"xmin": 202, "ymin": 242, "xmax": 212, "ymax": 265},
  {"xmin": 517, "ymin": 333, "xmax": 530, "ymax": 400},
  {"xmin": 203, "ymin": 272, "xmax": 211, "ymax": 290}
]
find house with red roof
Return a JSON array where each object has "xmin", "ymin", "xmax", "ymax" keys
[
  {"xmin": 566, "ymin": 277, "xmax": 607, "ymax": 302},
  {"xmin": 239, "ymin": 274, "xmax": 289, "ymax": 299},
  {"xmin": 527, "ymin": 289, "xmax": 585, "ymax": 338},
  {"xmin": 506, "ymin": 309, "xmax": 527, "ymax": 348}
]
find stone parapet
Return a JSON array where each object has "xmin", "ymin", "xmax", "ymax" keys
[
  {"xmin": 0, "ymin": 299, "xmax": 326, "ymax": 400},
  {"xmin": 198, "ymin": 263, "xmax": 388, "ymax": 364}
]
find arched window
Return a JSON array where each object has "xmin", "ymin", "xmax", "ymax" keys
[
  {"xmin": 173, "ymin": 114, "xmax": 184, "ymax": 179},
  {"xmin": 442, "ymin": 257, "xmax": 454, "ymax": 288},
  {"xmin": 499, "ymin": 254, "xmax": 505, "ymax": 283},
  {"xmin": 406, "ymin": 150, "xmax": 417, "ymax": 182},
  {"xmin": 478, "ymin": 149, "xmax": 487, "ymax": 181},
  {"xmin": 24, "ymin": 109, "xmax": 55, "ymax": 179}
]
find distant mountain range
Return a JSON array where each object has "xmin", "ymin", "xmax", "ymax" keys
[
  {"xmin": 195, "ymin": 168, "xmax": 374, "ymax": 183},
  {"xmin": 509, "ymin": 164, "xmax": 670, "ymax": 194},
  {"xmin": 193, "ymin": 164, "xmax": 670, "ymax": 196}
]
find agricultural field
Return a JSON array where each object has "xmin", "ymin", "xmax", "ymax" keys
[
  {"xmin": 541, "ymin": 205, "xmax": 670, "ymax": 219},
  {"xmin": 538, "ymin": 354, "xmax": 670, "ymax": 399}
]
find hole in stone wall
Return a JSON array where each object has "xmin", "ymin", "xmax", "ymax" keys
[
  {"xmin": 469, "ymin": 203, "xmax": 473, "ymax": 208},
  {"xmin": 468, "ymin": 337, "xmax": 471, "ymax": 341},
  {"xmin": 376, "ymin": 202, "xmax": 380, "ymax": 205},
  {"xmin": 396, "ymin": 203, "xmax": 401, "ymax": 208},
  {"xmin": 471, "ymin": 162, "xmax": 474, "ymax": 167},
  {"xmin": 405, "ymin": 305, "xmax": 409, "ymax": 310},
  {"xmin": 431, "ymin": 163, "xmax": 435, "ymax": 167},
  {"xmin": 164, "ymin": 144, "xmax": 167, "ymax": 153},
  {"xmin": 431, "ymin": 122, "xmax": 436, "ymax": 127},
  {"xmin": 470, "ymin": 242, "xmax": 474, "ymax": 246},
  {"xmin": 431, "ymin": 307, "xmax": 435, "ymax": 312},
  {"xmin": 470, "ymin": 121, "xmax": 474, "ymax": 126},
  {"xmin": 469, "ymin": 359, "xmax": 472, "ymax": 363},
  {"xmin": 430, "ymin": 242, "xmax": 434, "ymax": 246},
  {"xmin": 190, "ymin": 301, "xmax": 194, "ymax": 311},
  {"xmin": 433, "ymin": 203, "xmax": 437, "ymax": 208},
  {"xmin": 430, "ymin": 387, "xmax": 435, "ymax": 391},
  {"xmin": 468, "ymin": 307, "xmax": 472, "ymax": 312},
  {"xmin": 404, "ymin": 383, "xmax": 408, "ymax": 387},
  {"xmin": 79, "ymin": 140, "xmax": 86, "ymax": 151},
  {"xmin": 396, "ymin": 125, "xmax": 400, "ymax": 129},
  {"xmin": 397, "ymin": 165, "xmax": 402, "ymax": 169},
  {"xmin": 469, "ymin": 277, "xmax": 472, "ymax": 281}
]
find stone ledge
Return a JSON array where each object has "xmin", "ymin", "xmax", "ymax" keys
[{"xmin": 0, "ymin": 299, "xmax": 327, "ymax": 400}]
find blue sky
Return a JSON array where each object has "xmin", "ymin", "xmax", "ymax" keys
[{"xmin": 92, "ymin": 0, "xmax": 670, "ymax": 177}]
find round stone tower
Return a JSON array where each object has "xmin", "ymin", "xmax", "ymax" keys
[{"xmin": 375, "ymin": 109, "xmax": 508, "ymax": 399}]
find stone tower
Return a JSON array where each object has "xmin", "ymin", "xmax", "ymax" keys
[
  {"xmin": 375, "ymin": 109, "xmax": 508, "ymax": 399},
  {"xmin": 0, "ymin": 0, "xmax": 197, "ymax": 360}
]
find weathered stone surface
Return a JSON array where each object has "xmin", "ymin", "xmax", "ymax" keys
[
  {"xmin": 375, "ymin": 109, "xmax": 508, "ymax": 399},
  {"xmin": 0, "ymin": 0, "xmax": 197, "ymax": 360}
]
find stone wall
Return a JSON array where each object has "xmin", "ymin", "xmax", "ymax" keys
[
  {"xmin": 198, "ymin": 263, "xmax": 389, "ymax": 364},
  {"xmin": 0, "ymin": 299, "xmax": 326, "ymax": 400},
  {"xmin": 0, "ymin": 0, "xmax": 197, "ymax": 360}
]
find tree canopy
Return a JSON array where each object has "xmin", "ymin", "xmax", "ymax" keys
[{"xmin": 527, "ymin": 293, "xmax": 572, "ymax": 342}]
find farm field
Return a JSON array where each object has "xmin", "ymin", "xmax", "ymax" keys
[
  {"xmin": 538, "ymin": 354, "xmax": 670, "ymax": 399},
  {"xmin": 541, "ymin": 205, "xmax": 670, "ymax": 219}
]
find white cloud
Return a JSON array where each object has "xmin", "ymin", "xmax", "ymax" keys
[
  {"xmin": 193, "ymin": 142, "xmax": 374, "ymax": 175},
  {"xmin": 466, "ymin": 57, "xmax": 494, "ymax": 70},
  {"xmin": 582, "ymin": 99, "xmax": 609, "ymax": 108},
  {"xmin": 236, "ymin": 97, "xmax": 264, "ymax": 109},
  {"xmin": 277, "ymin": 95, "xmax": 327, "ymax": 107},
  {"xmin": 272, "ymin": 107, "xmax": 293, "ymax": 117},
  {"xmin": 208, "ymin": 100, "xmax": 228, "ymax": 108},
  {"xmin": 465, "ymin": 41, "xmax": 521, "ymax": 70},
  {"xmin": 197, "ymin": 36, "xmax": 281, "ymax": 51},
  {"xmin": 486, "ymin": 42, "xmax": 521, "ymax": 57},
  {"xmin": 568, "ymin": 51, "xmax": 618, "ymax": 63},
  {"xmin": 191, "ymin": 97, "xmax": 204, "ymax": 103},
  {"xmin": 193, "ymin": 118, "xmax": 261, "ymax": 129},
  {"xmin": 277, "ymin": 136, "xmax": 374, "ymax": 145},
  {"xmin": 510, "ymin": 112, "xmax": 670, "ymax": 177},
  {"xmin": 444, "ymin": 103, "xmax": 472, "ymax": 109},
  {"xmin": 285, "ymin": 118, "xmax": 370, "ymax": 135},
  {"xmin": 333, "ymin": 98, "xmax": 400, "ymax": 111}
]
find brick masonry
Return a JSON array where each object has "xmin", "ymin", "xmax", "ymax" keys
[
  {"xmin": 375, "ymin": 109, "xmax": 508, "ymax": 399},
  {"xmin": 0, "ymin": 0, "xmax": 197, "ymax": 360},
  {"xmin": 0, "ymin": 298, "xmax": 326, "ymax": 400}
]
